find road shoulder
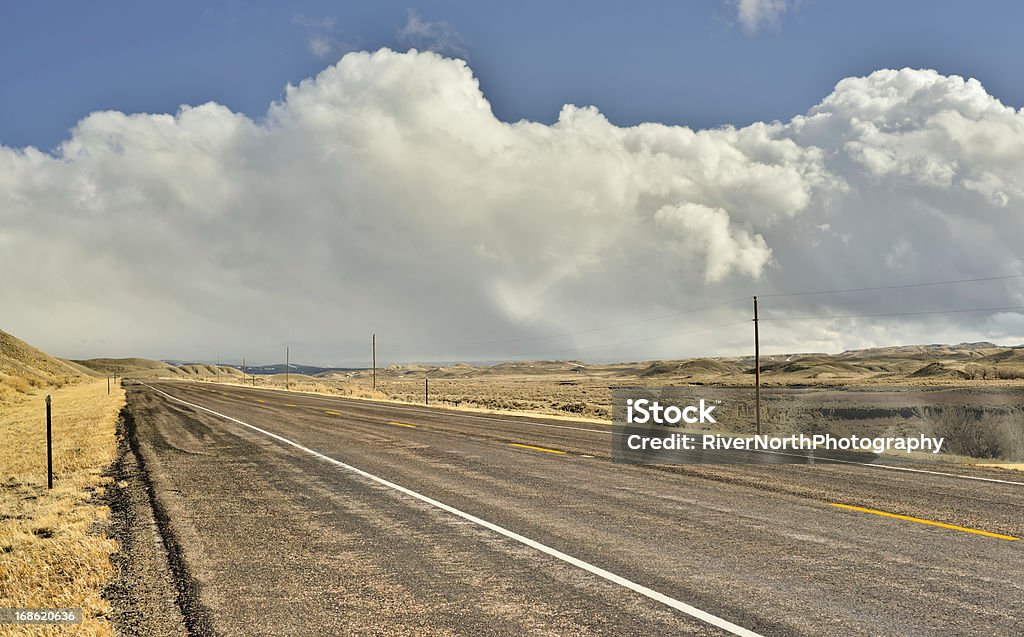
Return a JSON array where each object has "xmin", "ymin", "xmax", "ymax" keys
[{"xmin": 102, "ymin": 407, "xmax": 191, "ymax": 637}]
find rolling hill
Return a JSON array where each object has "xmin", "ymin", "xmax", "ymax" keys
[
  {"xmin": 0, "ymin": 329, "xmax": 94, "ymax": 402},
  {"xmin": 72, "ymin": 358, "xmax": 246, "ymax": 379}
]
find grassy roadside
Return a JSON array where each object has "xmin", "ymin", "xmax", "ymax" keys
[{"xmin": 0, "ymin": 379, "xmax": 125, "ymax": 636}]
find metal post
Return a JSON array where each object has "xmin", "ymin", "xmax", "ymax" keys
[
  {"xmin": 372, "ymin": 334, "xmax": 376, "ymax": 391},
  {"xmin": 425, "ymin": 377, "xmax": 429, "ymax": 405},
  {"xmin": 46, "ymin": 395, "xmax": 53, "ymax": 489},
  {"xmin": 286, "ymin": 347, "xmax": 290, "ymax": 390},
  {"xmin": 753, "ymin": 296, "xmax": 761, "ymax": 436}
]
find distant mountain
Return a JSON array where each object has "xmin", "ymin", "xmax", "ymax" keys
[
  {"xmin": 75, "ymin": 358, "xmax": 244, "ymax": 379},
  {"xmin": 168, "ymin": 362, "xmax": 366, "ymax": 376}
]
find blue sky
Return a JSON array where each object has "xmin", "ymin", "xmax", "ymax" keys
[
  {"xmin": 4, "ymin": 1, "xmax": 1024, "ymax": 151},
  {"xmin": 4, "ymin": 1, "xmax": 1024, "ymax": 363}
]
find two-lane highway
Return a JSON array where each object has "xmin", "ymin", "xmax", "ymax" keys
[{"xmin": 121, "ymin": 380, "xmax": 1024, "ymax": 636}]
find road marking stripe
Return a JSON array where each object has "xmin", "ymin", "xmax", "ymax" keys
[
  {"xmin": 141, "ymin": 383, "xmax": 762, "ymax": 637},
  {"xmin": 834, "ymin": 460, "xmax": 1024, "ymax": 486},
  {"xmin": 325, "ymin": 410, "xmax": 341, "ymax": 416},
  {"xmin": 830, "ymin": 503, "xmax": 1019, "ymax": 541},
  {"xmin": 256, "ymin": 399, "xmax": 266, "ymax": 403},
  {"xmin": 510, "ymin": 443, "xmax": 565, "ymax": 455},
  {"xmin": 781, "ymin": 452, "xmax": 1024, "ymax": 486},
  {"xmin": 387, "ymin": 421, "xmax": 417, "ymax": 428},
  {"xmin": 286, "ymin": 404, "xmax": 298, "ymax": 407}
]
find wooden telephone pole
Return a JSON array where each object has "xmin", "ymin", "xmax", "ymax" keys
[
  {"xmin": 286, "ymin": 347, "xmax": 290, "ymax": 390},
  {"xmin": 753, "ymin": 296, "xmax": 761, "ymax": 436},
  {"xmin": 372, "ymin": 334, "xmax": 376, "ymax": 391}
]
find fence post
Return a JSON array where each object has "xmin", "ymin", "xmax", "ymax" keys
[
  {"xmin": 46, "ymin": 395, "xmax": 53, "ymax": 489},
  {"xmin": 425, "ymin": 377, "xmax": 429, "ymax": 405}
]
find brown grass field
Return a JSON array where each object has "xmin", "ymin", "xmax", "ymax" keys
[{"xmin": 1, "ymin": 329, "xmax": 125, "ymax": 636}]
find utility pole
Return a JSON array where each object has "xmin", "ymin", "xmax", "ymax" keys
[
  {"xmin": 753, "ymin": 296, "xmax": 761, "ymax": 436},
  {"xmin": 425, "ymin": 377, "xmax": 429, "ymax": 405},
  {"xmin": 372, "ymin": 333, "xmax": 376, "ymax": 391},
  {"xmin": 286, "ymin": 347, "xmax": 290, "ymax": 390}
]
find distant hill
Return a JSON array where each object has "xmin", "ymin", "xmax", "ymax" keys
[
  {"xmin": 182, "ymin": 363, "xmax": 364, "ymax": 377},
  {"xmin": 72, "ymin": 357, "xmax": 177, "ymax": 375},
  {"xmin": 74, "ymin": 358, "xmax": 247, "ymax": 379},
  {"xmin": 76, "ymin": 356, "xmax": 351, "ymax": 380},
  {"xmin": 0, "ymin": 329, "xmax": 93, "ymax": 402},
  {"xmin": 640, "ymin": 358, "xmax": 744, "ymax": 378},
  {"xmin": 344, "ymin": 342, "xmax": 1024, "ymax": 385},
  {"xmin": 14, "ymin": 337, "xmax": 1024, "ymax": 393}
]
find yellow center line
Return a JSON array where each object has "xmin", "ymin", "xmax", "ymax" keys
[
  {"xmin": 286, "ymin": 404, "xmax": 298, "ymax": 407},
  {"xmin": 325, "ymin": 410, "xmax": 341, "ymax": 416},
  {"xmin": 255, "ymin": 399, "xmax": 265, "ymax": 403},
  {"xmin": 386, "ymin": 421, "xmax": 418, "ymax": 428},
  {"xmin": 510, "ymin": 443, "xmax": 566, "ymax": 455},
  {"xmin": 830, "ymin": 503, "xmax": 1019, "ymax": 541}
]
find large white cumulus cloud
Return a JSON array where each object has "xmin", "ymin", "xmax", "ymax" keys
[{"xmin": 1, "ymin": 51, "xmax": 1022, "ymax": 363}]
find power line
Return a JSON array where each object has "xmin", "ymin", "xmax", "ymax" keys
[
  {"xmin": 760, "ymin": 305, "xmax": 1024, "ymax": 322},
  {"xmin": 377, "ymin": 272, "xmax": 1024, "ymax": 356},
  {"xmin": 512, "ymin": 273, "xmax": 1024, "ymax": 349},
  {"xmin": 759, "ymin": 273, "xmax": 1024, "ymax": 298},
  {"xmin": 413, "ymin": 272, "xmax": 1024, "ymax": 347},
  {"xmin": 450, "ymin": 302, "xmax": 1024, "ymax": 359}
]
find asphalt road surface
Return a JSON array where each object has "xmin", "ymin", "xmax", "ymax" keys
[{"xmin": 119, "ymin": 380, "xmax": 1024, "ymax": 636}]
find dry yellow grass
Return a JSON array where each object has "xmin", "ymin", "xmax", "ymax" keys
[
  {"xmin": 0, "ymin": 379, "xmax": 125, "ymax": 636},
  {"xmin": 0, "ymin": 331, "xmax": 92, "ymax": 405},
  {"xmin": 977, "ymin": 463, "xmax": 1024, "ymax": 471}
]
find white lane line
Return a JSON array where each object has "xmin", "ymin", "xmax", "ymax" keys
[
  {"xmin": 141, "ymin": 383, "xmax": 763, "ymax": 637},
  {"xmin": 818, "ymin": 457, "xmax": 1024, "ymax": 486},
  {"xmin": 163, "ymin": 382, "xmax": 1024, "ymax": 487},
  {"xmin": 753, "ymin": 448, "xmax": 1024, "ymax": 489}
]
